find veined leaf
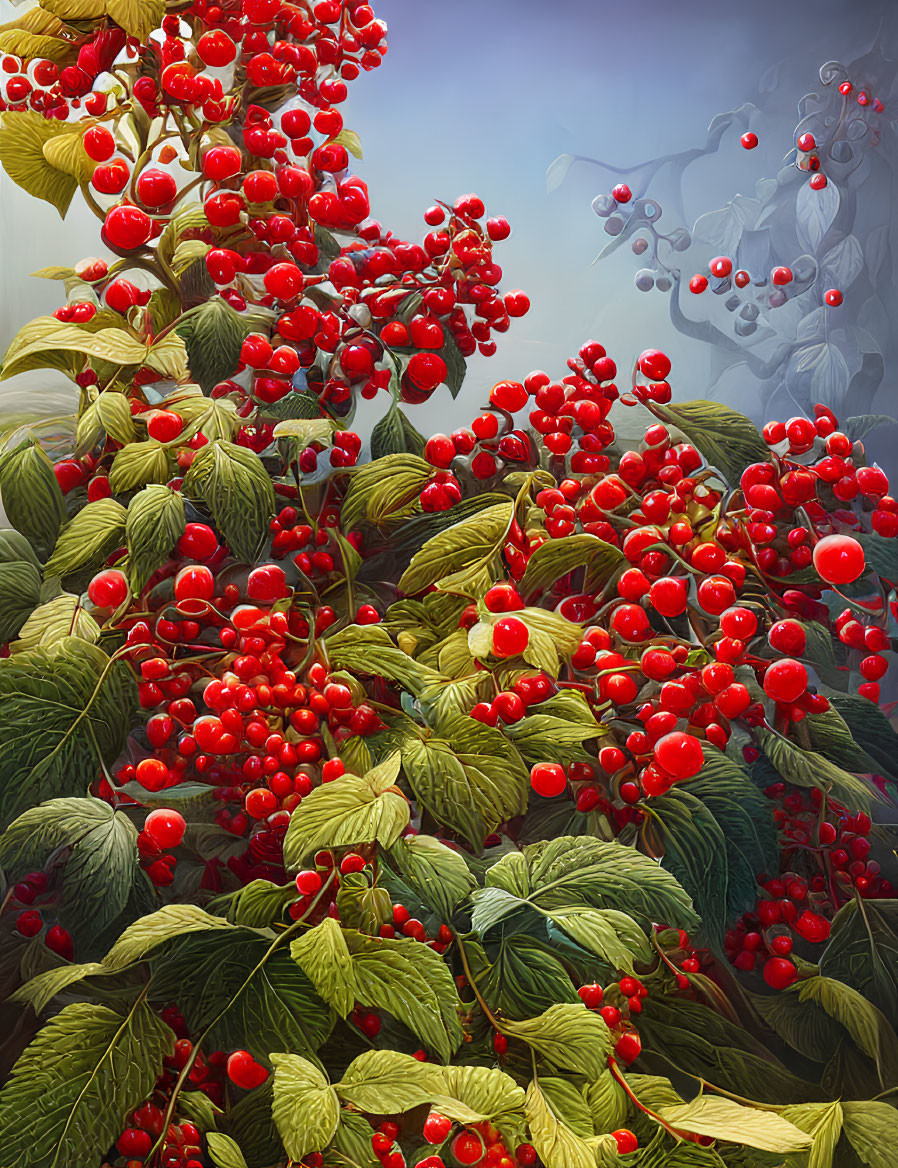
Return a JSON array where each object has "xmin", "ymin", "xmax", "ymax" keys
[
  {"xmin": 343, "ymin": 929, "xmax": 463, "ymax": 1062},
  {"xmin": 43, "ymin": 498, "xmax": 127, "ymax": 579},
  {"xmin": 503, "ymin": 1003, "xmax": 613, "ymax": 1078},
  {"xmin": 399, "ymin": 714, "xmax": 529, "ymax": 849},
  {"xmin": 479, "ymin": 836, "xmax": 699, "ymax": 933},
  {"xmin": 183, "ymin": 440, "xmax": 275, "ymax": 562},
  {"xmin": 290, "ymin": 918, "xmax": 356, "ymax": 1017},
  {"xmin": 270, "ymin": 1053, "xmax": 340, "ymax": 1160},
  {"xmin": 820, "ymin": 898, "xmax": 898, "ymax": 1028},
  {"xmin": 519, "ymin": 533, "xmax": 624, "ymax": 598},
  {"xmin": 176, "ymin": 296, "xmax": 260, "ymax": 392},
  {"xmin": 435, "ymin": 1065, "xmax": 526, "ymax": 1126},
  {"xmin": 0, "ymin": 797, "xmax": 139, "ymax": 946},
  {"xmin": 0, "ymin": 638, "xmax": 135, "ymax": 827},
  {"xmin": 0, "ymin": 999, "xmax": 173, "ymax": 1168},
  {"xmin": 10, "ymin": 961, "xmax": 108, "ymax": 1014},
  {"xmin": 757, "ymin": 729, "xmax": 871, "ymax": 812},
  {"xmin": 206, "ymin": 1132, "xmax": 249, "ymax": 1168},
  {"xmin": 0, "ymin": 110, "xmax": 80, "ymax": 217},
  {"xmin": 797, "ymin": 975, "xmax": 898, "ymax": 1088},
  {"xmin": 0, "ymin": 559, "xmax": 41, "ymax": 643},
  {"xmin": 524, "ymin": 1080, "xmax": 605, "ymax": 1168},
  {"xmin": 385, "ymin": 834, "xmax": 476, "ymax": 920},
  {"xmin": 780, "ymin": 1101, "xmax": 843, "ymax": 1168},
  {"xmin": 543, "ymin": 906, "xmax": 653, "ymax": 971},
  {"xmin": 103, "ymin": 904, "xmax": 236, "ymax": 971},
  {"xmin": 658, "ymin": 1095, "xmax": 812, "ymax": 1153},
  {"xmin": 282, "ymin": 753, "xmax": 409, "ymax": 867},
  {"xmin": 125, "ymin": 484, "xmax": 185, "ymax": 593},
  {"xmin": 0, "ymin": 439, "xmax": 67, "ymax": 559},
  {"xmin": 341, "ymin": 453, "xmax": 433, "ymax": 531},
  {"xmin": 335, "ymin": 1049, "xmax": 444, "ymax": 1113},
  {"xmin": 840, "ymin": 1101, "xmax": 898, "ymax": 1168},
  {"xmin": 399, "ymin": 501, "xmax": 514, "ymax": 595},
  {"xmin": 108, "ymin": 440, "xmax": 173, "ymax": 494}
]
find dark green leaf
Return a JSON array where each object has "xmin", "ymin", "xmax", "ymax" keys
[
  {"xmin": 0, "ymin": 999, "xmax": 172, "ymax": 1168},
  {"xmin": 370, "ymin": 403, "xmax": 427, "ymax": 459},
  {"xmin": 43, "ymin": 498, "xmax": 128, "ymax": 580},
  {"xmin": 0, "ymin": 638, "xmax": 136, "ymax": 827},
  {"xmin": 177, "ymin": 297, "xmax": 261, "ymax": 392},
  {"xmin": 183, "ymin": 440, "xmax": 275, "ymax": 562},
  {"xmin": 820, "ymin": 898, "xmax": 898, "ymax": 1027},
  {"xmin": 0, "ymin": 439, "xmax": 67, "ymax": 559},
  {"xmin": 0, "ymin": 559, "xmax": 41, "ymax": 642},
  {"xmin": 467, "ymin": 937, "xmax": 581, "ymax": 1021},
  {"xmin": 828, "ymin": 695, "xmax": 898, "ymax": 782},
  {"xmin": 757, "ymin": 729, "xmax": 872, "ymax": 812},
  {"xmin": 384, "ymin": 834, "xmax": 476, "ymax": 920}
]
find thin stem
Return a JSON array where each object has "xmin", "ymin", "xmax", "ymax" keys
[
  {"xmin": 606, "ymin": 1057, "xmax": 685, "ymax": 1140},
  {"xmin": 453, "ymin": 933, "xmax": 503, "ymax": 1033}
]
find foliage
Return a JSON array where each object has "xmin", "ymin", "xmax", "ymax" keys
[{"xmin": 0, "ymin": 3, "xmax": 897, "ymax": 1168}]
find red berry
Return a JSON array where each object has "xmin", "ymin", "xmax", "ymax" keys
[
  {"xmin": 530, "ymin": 763, "xmax": 567, "ymax": 798},
  {"xmin": 762, "ymin": 658, "xmax": 807, "ymax": 704},
  {"xmin": 450, "ymin": 1132, "xmax": 483, "ymax": 1166},
  {"xmin": 491, "ymin": 617, "xmax": 529, "ymax": 658},
  {"xmin": 812, "ymin": 534, "xmax": 865, "ymax": 584},
  {"xmin": 226, "ymin": 1050, "xmax": 269, "ymax": 1089},
  {"xmin": 423, "ymin": 1113, "xmax": 452, "ymax": 1144},
  {"xmin": 654, "ymin": 732, "xmax": 704, "ymax": 780},
  {"xmin": 763, "ymin": 957, "xmax": 798, "ymax": 990},
  {"xmin": 144, "ymin": 808, "xmax": 186, "ymax": 848},
  {"xmin": 612, "ymin": 1130, "xmax": 638, "ymax": 1154},
  {"xmin": 88, "ymin": 569, "xmax": 129, "ymax": 608},
  {"xmin": 740, "ymin": 132, "xmax": 758, "ymax": 150},
  {"xmin": 118, "ymin": 1129, "xmax": 153, "ymax": 1157},
  {"xmin": 637, "ymin": 349, "xmax": 671, "ymax": 381},
  {"xmin": 295, "ymin": 869, "xmax": 323, "ymax": 895},
  {"xmin": 104, "ymin": 204, "xmax": 152, "ymax": 250}
]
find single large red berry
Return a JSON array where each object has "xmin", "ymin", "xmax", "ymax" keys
[
  {"xmin": 226, "ymin": 1050, "xmax": 269, "ymax": 1089},
  {"xmin": 88, "ymin": 569, "xmax": 129, "ymax": 608},
  {"xmin": 812, "ymin": 534, "xmax": 865, "ymax": 584},
  {"xmin": 423, "ymin": 1113, "xmax": 452, "ymax": 1144},
  {"xmin": 178, "ymin": 523, "xmax": 219, "ymax": 559},
  {"xmin": 763, "ymin": 957, "xmax": 798, "ymax": 990},
  {"xmin": 144, "ymin": 808, "xmax": 186, "ymax": 849},
  {"xmin": 491, "ymin": 617, "xmax": 529, "ymax": 657},
  {"xmin": 117, "ymin": 1129, "xmax": 153, "ymax": 1157},
  {"xmin": 762, "ymin": 658, "xmax": 807, "ymax": 704},
  {"xmin": 174, "ymin": 565, "xmax": 215, "ymax": 606},
  {"xmin": 135, "ymin": 167, "xmax": 177, "ymax": 208},
  {"xmin": 104, "ymin": 204, "xmax": 153, "ymax": 250},
  {"xmin": 450, "ymin": 1132, "xmax": 483, "ymax": 1166},
  {"xmin": 530, "ymin": 762, "xmax": 567, "ymax": 798},
  {"xmin": 638, "ymin": 349, "xmax": 671, "ymax": 381},
  {"xmin": 247, "ymin": 564, "xmax": 288, "ymax": 602},
  {"xmin": 768, "ymin": 619, "xmax": 806, "ymax": 656},
  {"xmin": 654, "ymin": 731, "xmax": 704, "ymax": 780},
  {"xmin": 611, "ymin": 1130, "xmax": 639, "ymax": 1154}
]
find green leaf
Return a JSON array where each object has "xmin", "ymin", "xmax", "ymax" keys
[
  {"xmin": 43, "ymin": 498, "xmax": 128, "ymax": 579},
  {"xmin": 326, "ymin": 624, "xmax": 439, "ymax": 696},
  {"xmin": 219, "ymin": 1079, "xmax": 283, "ymax": 1168},
  {"xmin": 335, "ymin": 1049, "xmax": 444, "ymax": 1113},
  {"xmin": 524, "ymin": 1080, "xmax": 604, "ymax": 1168},
  {"xmin": 544, "ymin": 906, "xmax": 653, "ymax": 972},
  {"xmin": 11, "ymin": 593, "xmax": 101, "ymax": 653},
  {"xmin": 658, "ymin": 1096, "xmax": 812, "ymax": 1153},
  {"xmin": 828, "ymin": 695, "xmax": 898, "ymax": 783},
  {"xmin": 650, "ymin": 400, "xmax": 770, "ymax": 487},
  {"xmin": 10, "ymin": 961, "xmax": 108, "ymax": 1014},
  {"xmin": 370, "ymin": 403, "xmax": 427, "ymax": 459},
  {"xmin": 643, "ymin": 788, "xmax": 728, "ymax": 946},
  {"xmin": 840, "ymin": 1101, "xmax": 898, "ymax": 1168},
  {"xmin": 271, "ymin": 1053, "xmax": 340, "ymax": 1160},
  {"xmin": 0, "ymin": 796, "xmax": 139, "ymax": 947},
  {"xmin": 290, "ymin": 918, "xmax": 356, "ymax": 1016},
  {"xmin": 183, "ymin": 440, "xmax": 275, "ymax": 562},
  {"xmin": 435, "ymin": 1065, "xmax": 526, "ymax": 1126},
  {"xmin": 757, "ymin": 729, "xmax": 871, "ymax": 812},
  {"xmin": 855, "ymin": 530, "xmax": 898, "ymax": 583},
  {"xmin": 385, "ymin": 834, "xmax": 476, "ymax": 920},
  {"xmin": 519, "ymin": 533, "xmax": 624, "ymax": 598},
  {"xmin": 440, "ymin": 331, "xmax": 466, "ymax": 398},
  {"xmin": 797, "ymin": 975, "xmax": 898, "ymax": 1087},
  {"xmin": 212, "ymin": 879, "xmax": 296, "ymax": 928},
  {"xmin": 341, "ymin": 454, "xmax": 433, "ymax": 531},
  {"xmin": 105, "ymin": 0, "xmax": 164, "ymax": 40},
  {"xmin": 469, "ymin": 936, "xmax": 581, "ymax": 1021},
  {"xmin": 343, "ymin": 929, "xmax": 463, "ymax": 1061},
  {"xmin": 0, "ymin": 440, "xmax": 67, "ymax": 559},
  {"xmin": 0, "ymin": 110, "xmax": 80, "ymax": 217},
  {"xmin": 399, "ymin": 502, "xmax": 513, "ymax": 595},
  {"xmin": 583, "ymin": 1071, "xmax": 628, "ymax": 1135},
  {"xmin": 538, "ymin": 1078, "xmax": 594, "ymax": 1138},
  {"xmin": 502, "ymin": 692, "xmax": 606, "ymax": 768},
  {"xmin": 780, "ymin": 1102, "xmax": 843, "ymax": 1168},
  {"xmin": 503, "ymin": 1003, "xmax": 613, "ymax": 1078},
  {"xmin": 470, "ymin": 607, "xmax": 582, "ymax": 674},
  {"xmin": 108, "ymin": 440, "xmax": 173, "ymax": 494},
  {"xmin": 206, "ymin": 1131, "xmax": 249, "ymax": 1168},
  {"xmin": 0, "ymin": 559, "xmax": 42, "ymax": 642},
  {"xmin": 479, "ymin": 836, "xmax": 699, "ymax": 933},
  {"xmin": 805, "ymin": 706, "xmax": 885, "ymax": 779},
  {"xmin": 103, "ymin": 904, "xmax": 236, "ymax": 971},
  {"xmin": 0, "ymin": 998, "xmax": 173, "ymax": 1168},
  {"xmin": 282, "ymin": 753, "xmax": 409, "ymax": 867},
  {"xmin": 336, "ymin": 871, "xmax": 393, "ymax": 934},
  {"xmin": 682, "ymin": 750, "xmax": 779, "ymax": 922},
  {"xmin": 0, "ymin": 639, "xmax": 135, "ymax": 827},
  {"xmin": 845, "ymin": 415, "xmax": 896, "ymax": 443},
  {"xmin": 148, "ymin": 929, "xmax": 334, "ymax": 1060},
  {"xmin": 749, "ymin": 986, "xmax": 844, "ymax": 1063},
  {"xmin": 176, "ymin": 297, "xmax": 261, "ymax": 393},
  {"xmin": 398, "ymin": 715, "xmax": 529, "ymax": 850},
  {"xmin": 76, "ymin": 391, "xmax": 135, "ymax": 454},
  {"xmin": 125, "ymin": 484, "xmax": 186, "ymax": 593},
  {"xmin": 820, "ymin": 898, "xmax": 898, "ymax": 1027}
]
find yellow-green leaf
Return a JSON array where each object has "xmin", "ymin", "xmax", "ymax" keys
[
  {"xmin": 125, "ymin": 484, "xmax": 185, "ymax": 592},
  {"xmin": 0, "ymin": 111, "xmax": 79, "ymax": 216},
  {"xmin": 42, "ymin": 129, "xmax": 95, "ymax": 184},
  {"xmin": 290, "ymin": 918, "xmax": 356, "ymax": 1016},
  {"xmin": 109, "ymin": 441, "xmax": 172, "ymax": 494},
  {"xmin": 270, "ymin": 1053, "xmax": 340, "ymax": 1161},
  {"xmin": 503, "ymin": 1003, "xmax": 614, "ymax": 1079},
  {"xmin": 335, "ymin": 1049, "xmax": 443, "ymax": 1113},
  {"xmin": 0, "ymin": 440, "xmax": 67, "ymax": 559},
  {"xmin": 658, "ymin": 1095, "xmax": 813, "ymax": 1153}
]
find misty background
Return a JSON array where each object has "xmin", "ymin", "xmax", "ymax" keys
[{"xmin": 0, "ymin": 0, "xmax": 893, "ymax": 445}]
